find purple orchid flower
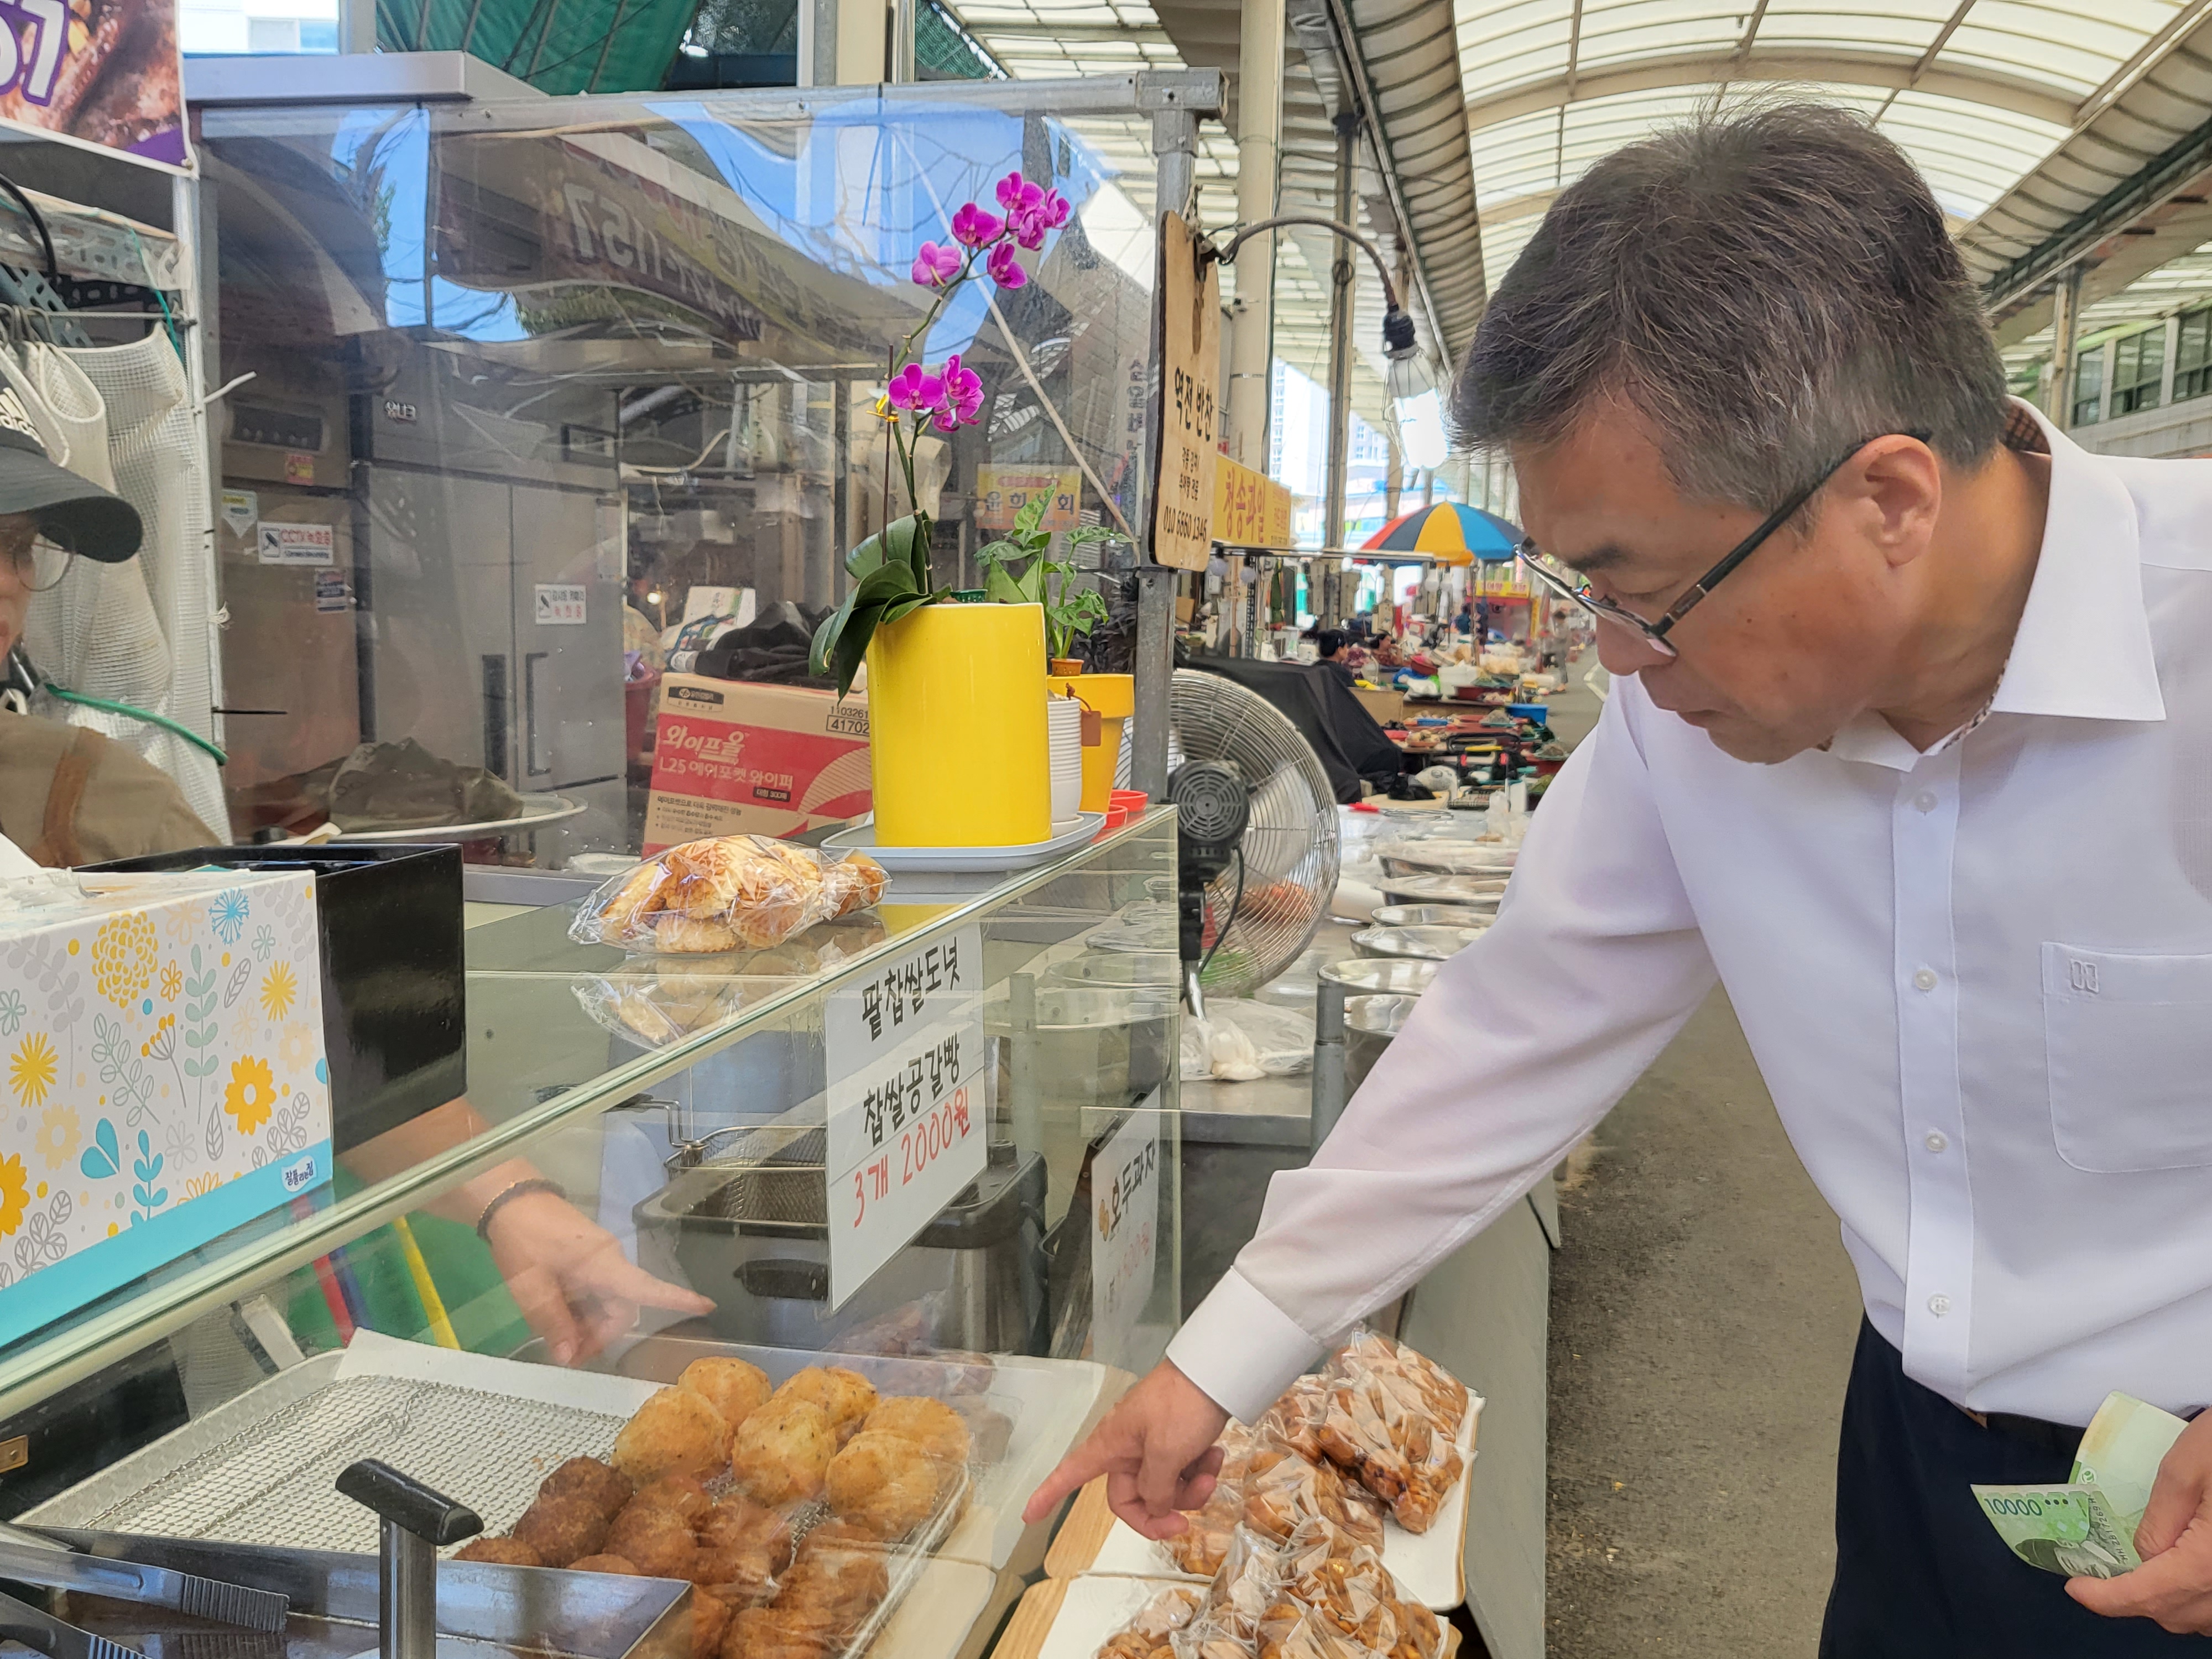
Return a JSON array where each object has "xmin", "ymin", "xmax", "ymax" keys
[
  {"xmin": 986, "ymin": 241, "xmax": 1027, "ymax": 290},
  {"xmin": 995, "ymin": 169, "xmax": 1045, "ymax": 217},
  {"xmin": 910, "ymin": 241, "xmax": 960, "ymax": 287},
  {"xmin": 886, "ymin": 362, "xmax": 945, "ymax": 413},
  {"xmin": 951, "ymin": 201, "xmax": 1005, "ymax": 248},
  {"xmin": 936, "ymin": 354, "xmax": 984, "ymax": 427}
]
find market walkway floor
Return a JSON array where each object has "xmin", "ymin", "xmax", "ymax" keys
[{"xmin": 1538, "ymin": 662, "xmax": 1864, "ymax": 1658}]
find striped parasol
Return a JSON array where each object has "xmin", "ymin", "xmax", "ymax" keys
[{"xmin": 1360, "ymin": 502, "xmax": 1523, "ymax": 565}]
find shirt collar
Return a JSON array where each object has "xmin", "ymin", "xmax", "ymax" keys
[
  {"xmin": 1824, "ymin": 399, "xmax": 2163, "ymax": 769},
  {"xmin": 1985, "ymin": 399, "xmax": 2165, "ymax": 726}
]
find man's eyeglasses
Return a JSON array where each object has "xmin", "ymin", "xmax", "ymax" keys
[
  {"xmin": 1517, "ymin": 431, "xmax": 1930, "ymax": 661},
  {"xmin": 0, "ymin": 522, "xmax": 75, "ymax": 593}
]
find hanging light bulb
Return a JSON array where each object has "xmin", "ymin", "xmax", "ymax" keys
[{"xmin": 1384, "ymin": 346, "xmax": 1450, "ymax": 472}]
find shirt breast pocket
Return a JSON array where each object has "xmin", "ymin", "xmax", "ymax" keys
[{"xmin": 2043, "ymin": 942, "xmax": 2212, "ymax": 1173}]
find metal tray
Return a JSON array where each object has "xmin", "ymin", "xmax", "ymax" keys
[{"xmin": 21, "ymin": 1349, "xmax": 971, "ymax": 1659}]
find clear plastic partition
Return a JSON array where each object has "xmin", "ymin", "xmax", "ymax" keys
[
  {"xmin": 199, "ymin": 78, "xmax": 1175, "ymax": 857},
  {"xmin": 0, "ymin": 816, "xmax": 1180, "ymax": 1449}
]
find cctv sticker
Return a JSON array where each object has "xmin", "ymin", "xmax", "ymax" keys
[{"xmin": 281, "ymin": 1155, "xmax": 320, "ymax": 1194}]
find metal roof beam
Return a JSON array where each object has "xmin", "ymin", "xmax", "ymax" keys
[{"xmin": 1464, "ymin": 48, "xmax": 2077, "ymax": 131}]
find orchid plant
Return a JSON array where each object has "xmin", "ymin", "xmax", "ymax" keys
[{"xmin": 809, "ymin": 169, "xmax": 1074, "ymax": 698}]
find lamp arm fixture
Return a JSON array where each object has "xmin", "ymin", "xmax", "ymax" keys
[{"xmin": 1213, "ymin": 215, "xmax": 1418, "ymax": 357}]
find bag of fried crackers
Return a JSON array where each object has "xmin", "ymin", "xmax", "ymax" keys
[
  {"xmin": 1167, "ymin": 1422, "xmax": 1264, "ymax": 1576},
  {"xmin": 1313, "ymin": 1333, "xmax": 1467, "ymax": 1535},
  {"xmin": 1097, "ymin": 1585, "xmax": 1207, "ymax": 1659},
  {"xmin": 1274, "ymin": 1521, "xmax": 1443, "ymax": 1659},
  {"xmin": 1241, "ymin": 1442, "xmax": 1385, "ymax": 1551},
  {"xmin": 573, "ymin": 835, "xmax": 888, "ymax": 954}
]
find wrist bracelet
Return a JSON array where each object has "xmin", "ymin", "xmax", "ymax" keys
[{"xmin": 476, "ymin": 1177, "xmax": 566, "ymax": 1241}]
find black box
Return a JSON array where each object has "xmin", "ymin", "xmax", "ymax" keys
[{"xmin": 84, "ymin": 844, "xmax": 466, "ymax": 1154}]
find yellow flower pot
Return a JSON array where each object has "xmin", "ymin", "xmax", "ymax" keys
[
  {"xmin": 868, "ymin": 602, "xmax": 1052, "ymax": 846},
  {"xmin": 1046, "ymin": 671, "xmax": 1134, "ymax": 813}
]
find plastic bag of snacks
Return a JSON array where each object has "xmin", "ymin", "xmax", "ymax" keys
[
  {"xmin": 571, "ymin": 836, "xmax": 887, "ymax": 954},
  {"xmin": 1253, "ymin": 1376, "xmax": 1331, "ymax": 1464},
  {"xmin": 1242, "ymin": 1444, "xmax": 1385, "ymax": 1551},
  {"xmin": 1097, "ymin": 1586, "xmax": 1207, "ymax": 1659},
  {"xmin": 1199, "ymin": 1527, "xmax": 1291, "ymax": 1645},
  {"xmin": 1315, "ymin": 1375, "xmax": 1461, "ymax": 1533},
  {"xmin": 1168, "ymin": 1423, "xmax": 1262, "ymax": 1577}
]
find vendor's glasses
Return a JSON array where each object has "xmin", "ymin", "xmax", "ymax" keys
[
  {"xmin": 0, "ymin": 522, "xmax": 74, "ymax": 592},
  {"xmin": 1516, "ymin": 431, "xmax": 1930, "ymax": 660}
]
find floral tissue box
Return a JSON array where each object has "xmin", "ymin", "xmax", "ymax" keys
[{"xmin": 0, "ymin": 869, "xmax": 333, "ymax": 1348}]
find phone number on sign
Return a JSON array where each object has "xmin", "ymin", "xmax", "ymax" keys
[{"xmin": 849, "ymin": 1084, "xmax": 974, "ymax": 1229}]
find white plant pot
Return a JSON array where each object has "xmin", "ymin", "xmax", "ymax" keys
[{"xmin": 1047, "ymin": 696, "xmax": 1083, "ymax": 823}]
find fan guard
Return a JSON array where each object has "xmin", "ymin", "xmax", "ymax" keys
[{"xmin": 1166, "ymin": 669, "xmax": 1340, "ymax": 996}]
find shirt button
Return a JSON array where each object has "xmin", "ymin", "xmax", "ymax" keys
[
  {"xmin": 1928, "ymin": 1294, "xmax": 1952, "ymax": 1317},
  {"xmin": 1913, "ymin": 967, "xmax": 1938, "ymax": 992},
  {"xmin": 1924, "ymin": 1131, "xmax": 1949, "ymax": 1152},
  {"xmin": 1914, "ymin": 791, "xmax": 1938, "ymax": 813}
]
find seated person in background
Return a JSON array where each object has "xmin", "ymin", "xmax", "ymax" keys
[
  {"xmin": 1314, "ymin": 628, "xmax": 1359, "ymax": 687},
  {"xmin": 0, "ymin": 394, "xmax": 213, "ymax": 865}
]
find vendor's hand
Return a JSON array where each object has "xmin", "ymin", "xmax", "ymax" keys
[
  {"xmin": 483, "ymin": 1187, "xmax": 713, "ymax": 1366},
  {"xmin": 1022, "ymin": 1360, "xmax": 1230, "ymax": 1539},
  {"xmin": 2068, "ymin": 1408, "xmax": 2212, "ymax": 1632}
]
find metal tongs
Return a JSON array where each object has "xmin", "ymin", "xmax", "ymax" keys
[
  {"xmin": 0, "ymin": 1524, "xmax": 289, "ymax": 1634},
  {"xmin": 0, "ymin": 1585, "xmax": 149, "ymax": 1659}
]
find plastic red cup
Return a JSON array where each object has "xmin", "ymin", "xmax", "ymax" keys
[{"xmin": 1110, "ymin": 789, "xmax": 1149, "ymax": 815}]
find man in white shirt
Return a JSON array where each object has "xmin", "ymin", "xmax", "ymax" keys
[{"xmin": 1028, "ymin": 105, "xmax": 2212, "ymax": 1653}]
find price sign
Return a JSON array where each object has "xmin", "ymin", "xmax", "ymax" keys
[
  {"xmin": 1150, "ymin": 211, "xmax": 1220, "ymax": 572},
  {"xmin": 823, "ymin": 926, "xmax": 987, "ymax": 1308},
  {"xmin": 1090, "ymin": 1106, "xmax": 1162, "ymax": 1368}
]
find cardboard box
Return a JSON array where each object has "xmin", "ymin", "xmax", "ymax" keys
[
  {"xmin": 644, "ymin": 676, "xmax": 872, "ymax": 852},
  {"xmin": 0, "ymin": 870, "xmax": 334, "ymax": 1347}
]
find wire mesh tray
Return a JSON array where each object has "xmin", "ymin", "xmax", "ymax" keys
[{"xmin": 22, "ymin": 1353, "xmax": 629, "ymax": 1552}]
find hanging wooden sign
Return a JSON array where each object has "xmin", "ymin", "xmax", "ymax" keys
[{"xmin": 1150, "ymin": 211, "xmax": 1219, "ymax": 572}]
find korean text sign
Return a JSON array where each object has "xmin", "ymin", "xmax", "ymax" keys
[{"xmin": 822, "ymin": 925, "xmax": 986, "ymax": 1308}]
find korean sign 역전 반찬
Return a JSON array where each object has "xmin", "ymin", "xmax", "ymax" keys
[
  {"xmin": 822, "ymin": 925, "xmax": 987, "ymax": 1308},
  {"xmin": 1150, "ymin": 212, "xmax": 1219, "ymax": 572}
]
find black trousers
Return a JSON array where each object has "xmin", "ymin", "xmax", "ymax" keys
[{"xmin": 1821, "ymin": 1319, "xmax": 2209, "ymax": 1655}]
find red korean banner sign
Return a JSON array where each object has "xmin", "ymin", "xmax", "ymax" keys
[{"xmin": 0, "ymin": 0, "xmax": 189, "ymax": 171}]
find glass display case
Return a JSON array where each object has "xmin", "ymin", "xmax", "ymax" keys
[
  {"xmin": 0, "ymin": 817, "xmax": 1181, "ymax": 1659},
  {"xmin": 195, "ymin": 73, "xmax": 1198, "ymax": 858}
]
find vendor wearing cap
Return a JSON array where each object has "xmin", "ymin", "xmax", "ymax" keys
[{"xmin": 0, "ymin": 386, "xmax": 211, "ymax": 865}]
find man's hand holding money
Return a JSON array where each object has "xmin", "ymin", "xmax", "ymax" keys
[{"xmin": 2067, "ymin": 1406, "xmax": 2212, "ymax": 1634}]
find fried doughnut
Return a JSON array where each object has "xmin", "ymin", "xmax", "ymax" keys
[
  {"xmin": 570, "ymin": 1554, "xmax": 641, "ymax": 1575},
  {"xmin": 614, "ymin": 1387, "xmax": 732, "ymax": 1485},
  {"xmin": 722, "ymin": 1605, "xmax": 835, "ymax": 1659},
  {"xmin": 541, "ymin": 1456, "xmax": 634, "ymax": 1519},
  {"xmin": 774, "ymin": 1366, "xmax": 877, "ymax": 1441},
  {"xmin": 824, "ymin": 1430, "xmax": 941, "ymax": 1540},
  {"xmin": 455, "ymin": 1537, "xmax": 541, "ymax": 1566},
  {"xmin": 693, "ymin": 1591, "xmax": 734, "ymax": 1659},
  {"xmin": 860, "ymin": 1397, "xmax": 971, "ymax": 1472},
  {"xmin": 778, "ymin": 1521, "xmax": 887, "ymax": 1623},
  {"xmin": 632, "ymin": 1474, "xmax": 715, "ymax": 1524},
  {"xmin": 732, "ymin": 1399, "xmax": 836, "ymax": 1507},
  {"xmin": 681, "ymin": 1357, "xmax": 773, "ymax": 1435},
  {"xmin": 650, "ymin": 915, "xmax": 744, "ymax": 956},
  {"xmin": 597, "ymin": 863, "xmax": 670, "ymax": 935},
  {"xmin": 821, "ymin": 854, "xmax": 886, "ymax": 916},
  {"xmin": 690, "ymin": 1540, "xmax": 778, "ymax": 1604},
  {"xmin": 607, "ymin": 1503, "xmax": 699, "ymax": 1579},
  {"xmin": 511, "ymin": 1494, "xmax": 609, "ymax": 1567},
  {"xmin": 699, "ymin": 1496, "xmax": 795, "ymax": 1572}
]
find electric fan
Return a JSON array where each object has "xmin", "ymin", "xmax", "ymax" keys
[{"xmin": 1167, "ymin": 669, "xmax": 1340, "ymax": 1001}]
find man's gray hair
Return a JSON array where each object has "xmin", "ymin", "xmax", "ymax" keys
[{"xmin": 1452, "ymin": 103, "xmax": 2010, "ymax": 509}]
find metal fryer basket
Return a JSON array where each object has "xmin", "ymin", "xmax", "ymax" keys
[{"xmin": 671, "ymin": 1125, "xmax": 831, "ymax": 1227}]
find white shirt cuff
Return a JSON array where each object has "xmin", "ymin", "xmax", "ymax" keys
[{"xmin": 1164, "ymin": 1266, "xmax": 1326, "ymax": 1424}]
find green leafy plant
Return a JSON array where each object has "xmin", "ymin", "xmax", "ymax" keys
[{"xmin": 977, "ymin": 494, "xmax": 1116, "ymax": 662}]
